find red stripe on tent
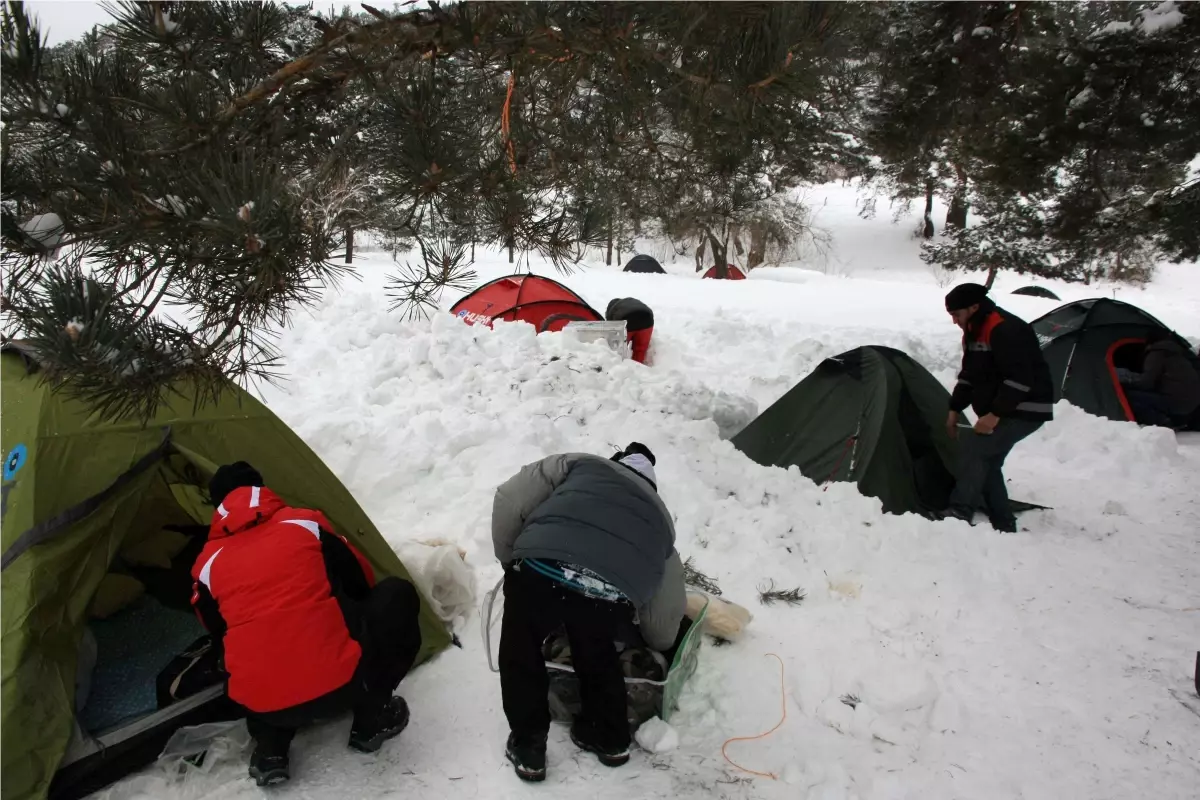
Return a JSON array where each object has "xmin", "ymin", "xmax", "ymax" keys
[{"xmin": 1105, "ymin": 337, "xmax": 1144, "ymax": 422}]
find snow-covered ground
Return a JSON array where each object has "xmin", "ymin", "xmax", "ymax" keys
[{"xmin": 100, "ymin": 183, "xmax": 1200, "ymax": 800}]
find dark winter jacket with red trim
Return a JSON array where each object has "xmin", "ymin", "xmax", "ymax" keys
[
  {"xmin": 190, "ymin": 486, "xmax": 376, "ymax": 713},
  {"xmin": 950, "ymin": 299, "xmax": 1054, "ymax": 422}
]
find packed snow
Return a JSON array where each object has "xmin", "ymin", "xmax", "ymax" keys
[
  {"xmin": 1138, "ymin": 1, "xmax": 1186, "ymax": 36},
  {"xmin": 1094, "ymin": 1, "xmax": 1186, "ymax": 38},
  {"xmin": 635, "ymin": 718, "xmax": 680, "ymax": 755},
  {"xmin": 98, "ymin": 182, "xmax": 1200, "ymax": 800}
]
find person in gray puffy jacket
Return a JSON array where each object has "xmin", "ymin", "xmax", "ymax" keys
[{"xmin": 491, "ymin": 442, "xmax": 685, "ymax": 782}]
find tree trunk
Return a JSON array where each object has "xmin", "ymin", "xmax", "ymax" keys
[
  {"xmin": 984, "ymin": 262, "xmax": 999, "ymax": 290},
  {"xmin": 946, "ymin": 193, "xmax": 968, "ymax": 230},
  {"xmin": 344, "ymin": 226, "xmax": 354, "ymax": 264},
  {"xmin": 606, "ymin": 224, "xmax": 613, "ymax": 266},
  {"xmin": 705, "ymin": 228, "xmax": 727, "ymax": 277},
  {"xmin": 922, "ymin": 180, "xmax": 935, "ymax": 239},
  {"xmin": 730, "ymin": 224, "xmax": 745, "ymax": 256},
  {"xmin": 471, "ymin": 238, "xmax": 475, "ymax": 262},
  {"xmin": 508, "ymin": 236, "xmax": 514, "ymax": 264},
  {"xmin": 748, "ymin": 222, "xmax": 767, "ymax": 270},
  {"xmin": 946, "ymin": 165, "xmax": 968, "ymax": 230},
  {"xmin": 695, "ymin": 235, "xmax": 706, "ymax": 272}
]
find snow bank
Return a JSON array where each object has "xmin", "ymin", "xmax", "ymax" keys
[
  {"xmin": 239, "ymin": 276, "xmax": 1200, "ymax": 800},
  {"xmin": 99, "ymin": 180, "xmax": 1200, "ymax": 799}
]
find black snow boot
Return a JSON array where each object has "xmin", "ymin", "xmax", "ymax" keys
[
  {"xmin": 248, "ymin": 748, "xmax": 290, "ymax": 787},
  {"xmin": 505, "ymin": 733, "xmax": 547, "ymax": 782},
  {"xmin": 348, "ymin": 696, "xmax": 410, "ymax": 753},
  {"xmin": 570, "ymin": 720, "xmax": 630, "ymax": 768}
]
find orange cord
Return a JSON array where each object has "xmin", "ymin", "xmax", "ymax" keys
[
  {"xmin": 720, "ymin": 653, "xmax": 786, "ymax": 780},
  {"xmin": 501, "ymin": 72, "xmax": 517, "ymax": 176}
]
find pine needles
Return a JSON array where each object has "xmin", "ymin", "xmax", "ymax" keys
[
  {"xmin": 385, "ymin": 237, "xmax": 476, "ymax": 321},
  {"xmin": 682, "ymin": 557, "xmax": 723, "ymax": 597},
  {"xmin": 757, "ymin": 580, "xmax": 806, "ymax": 607}
]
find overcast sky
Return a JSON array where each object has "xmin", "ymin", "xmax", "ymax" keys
[
  {"xmin": 23, "ymin": 2, "xmax": 374, "ymax": 46},
  {"xmin": 25, "ymin": 1, "xmax": 112, "ymax": 45}
]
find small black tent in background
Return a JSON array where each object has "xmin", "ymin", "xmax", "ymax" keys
[
  {"xmin": 623, "ymin": 255, "xmax": 666, "ymax": 274},
  {"xmin": 1012, "ymin": 285, "xmax": 1060, "ymax": 300},
  {"xmin": 1032, "ymin": 298, "xmax": 1198, "ymax": 422},
  {"xmin": 732, "ymin": 346, "xmax": 1043, "ymax": 517}
]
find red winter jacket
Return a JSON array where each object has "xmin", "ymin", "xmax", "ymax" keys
[{"xmin": 191, "ymin": 486, "xmax": 376, "ymax": 713}]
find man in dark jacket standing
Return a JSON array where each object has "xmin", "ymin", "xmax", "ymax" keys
[
  {"xmin": 492, "ymin": 443, "xmax": 685, "ymax": 782},
  {"xmin": 192, "ymin": 462, "xmax": 422, "ymax": 786},
  {"xmin": 606, "ymin": 297, "xmax": 655, "ymax": 364},
  {"xmin": 943, "ymin": 284, "xmax": 1054, "ymax": 532}
]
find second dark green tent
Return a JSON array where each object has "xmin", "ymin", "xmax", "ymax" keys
[{"xmin": 732, "ymin": 346, "xmax": 959, "ymax": 516}]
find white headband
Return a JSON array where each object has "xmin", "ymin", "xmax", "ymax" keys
[{"xmin": 619, "ymin": 453, "xmax": 657, "ymax": 485}]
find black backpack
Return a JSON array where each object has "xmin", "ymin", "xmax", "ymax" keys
[{"xmin": 155, "ymin": 635, "xmax": 226, "ymax": 709}]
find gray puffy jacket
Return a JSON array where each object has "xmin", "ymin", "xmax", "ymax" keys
[{"xmin": 492, "ymin": 453, "xmax": 686, "ymax": 651}]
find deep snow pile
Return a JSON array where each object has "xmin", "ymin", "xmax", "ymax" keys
[{"xmin": 97, "ymin": 187, "xmax": 1200, "ymax": 800}]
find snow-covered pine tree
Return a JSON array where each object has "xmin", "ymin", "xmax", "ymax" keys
[
  {"xmin": 923, "ymin": 0, "xmax": 1199, "ymax": 284},
  {"xmin": 2, "ymin": 1, "xmax": 861, "ymax": 420},
  {"xmin": 864, "ymin": 2, "xmax": 1047, "ymax": 239}
]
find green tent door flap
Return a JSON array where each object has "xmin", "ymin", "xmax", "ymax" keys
[{"xmin": 1, "ymin": 345, "xmax": 451, "ymax": 800}]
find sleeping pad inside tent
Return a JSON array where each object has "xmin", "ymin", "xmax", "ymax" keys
[
  {"xmin": 0, "ymin": 342, "xmax": 451, "ymax": 800},
  {"xmin": 732, "ymin": 345, "xmax": 1046, "ymax": 518}
]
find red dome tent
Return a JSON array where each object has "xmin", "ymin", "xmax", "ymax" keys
[
  {"xmin": 450, "ymin": 274, "xmax": 603, "ymax": 332},
  {"xmin": 702, "ymin": 264, "xmax": 747, "ymax": 280}
]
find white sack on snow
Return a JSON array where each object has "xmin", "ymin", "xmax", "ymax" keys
[
  {"xmin": 395, "ymin": 540, "xmax": 476, "ymax": 624},
  {"xmin": 687, "ymin": 591, "xmax": 752, "ymax": 642}
]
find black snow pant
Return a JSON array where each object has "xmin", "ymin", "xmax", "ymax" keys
[
  {"xmin": 244, "ymin": 577, "xmax": 423, "ymax": 756},
  {"xmin": 1125, "ymin": 388, "xmax": 1174, "ymax": 428},
  {"xmin": 948, "ymin": 418, "xmax": 1044, "ymax": 531},
  {"xmin": 499, "ymin": 565, "xmax": 632, "ymax": 753}
]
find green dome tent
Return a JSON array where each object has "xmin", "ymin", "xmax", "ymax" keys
[
  {"xmin": 732, "ymin": 346, "xmax": 1045, "ymax": 518},
  {"xmin": 1031, "ymin": 298, "xmax": 1199, "ymax": 422},
  {"xmin": 0, "ymin": 343, "xmax": 450, "ymax": 800}
]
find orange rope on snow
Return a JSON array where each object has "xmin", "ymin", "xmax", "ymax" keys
[
  {"xmin": 501, "ymin": 72, "xmax": 517, "ymax": 176},
  {"xmin": 721, "ymin": 653, "xmax": 787, "ymax": 780}
]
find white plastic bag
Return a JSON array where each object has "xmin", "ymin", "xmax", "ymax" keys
[
  {"xmin": 423, "ymin": 545, "xmax": 476, "ymax": 622},
  {"xmin": 156, "ymin": 719, "xmax": 250, "ymax": 779},
  {"xmin": 397, "ymin": 541, "xmax": 476, "ymax": 624}
]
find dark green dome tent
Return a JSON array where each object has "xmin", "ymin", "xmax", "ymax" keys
[
  {"xmin": 0, "ymin": 343, "xmax": 450, "ymax": 800},
  {"xmin": 623, "ymin": 254, "xmax": 666, "ymax": 274},
  {"xmin": 1032, "ymin": 298, "xmax": 1199, "ymax": 422},
  {"xmin": 732, "ymin": 346, "xmax": 1046, "ymax": 518},
  {"xmin": 1012, "ymin": 285, "xmax": 1060, "ymax": 300}
]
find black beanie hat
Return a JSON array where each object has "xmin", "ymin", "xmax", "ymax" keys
[
  {"xmin": 610, "ymin": 441, "xmax": 656, "ymax": 465},
  {"xmin": 209, "ymin": 461, "xmax": 263, "ymax": 507},
  {"xmin": 945, "ymin": 283, "xmax": 989, "ymax": 312}
]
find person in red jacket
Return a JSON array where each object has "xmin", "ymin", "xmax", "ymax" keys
[
  {"xmin": 606, "ymin": 297, "xmax": 654, "ymax": 364},
  {"xmin": 192, "ymin": 462, "xmax": 422, "ymax": 786}
]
